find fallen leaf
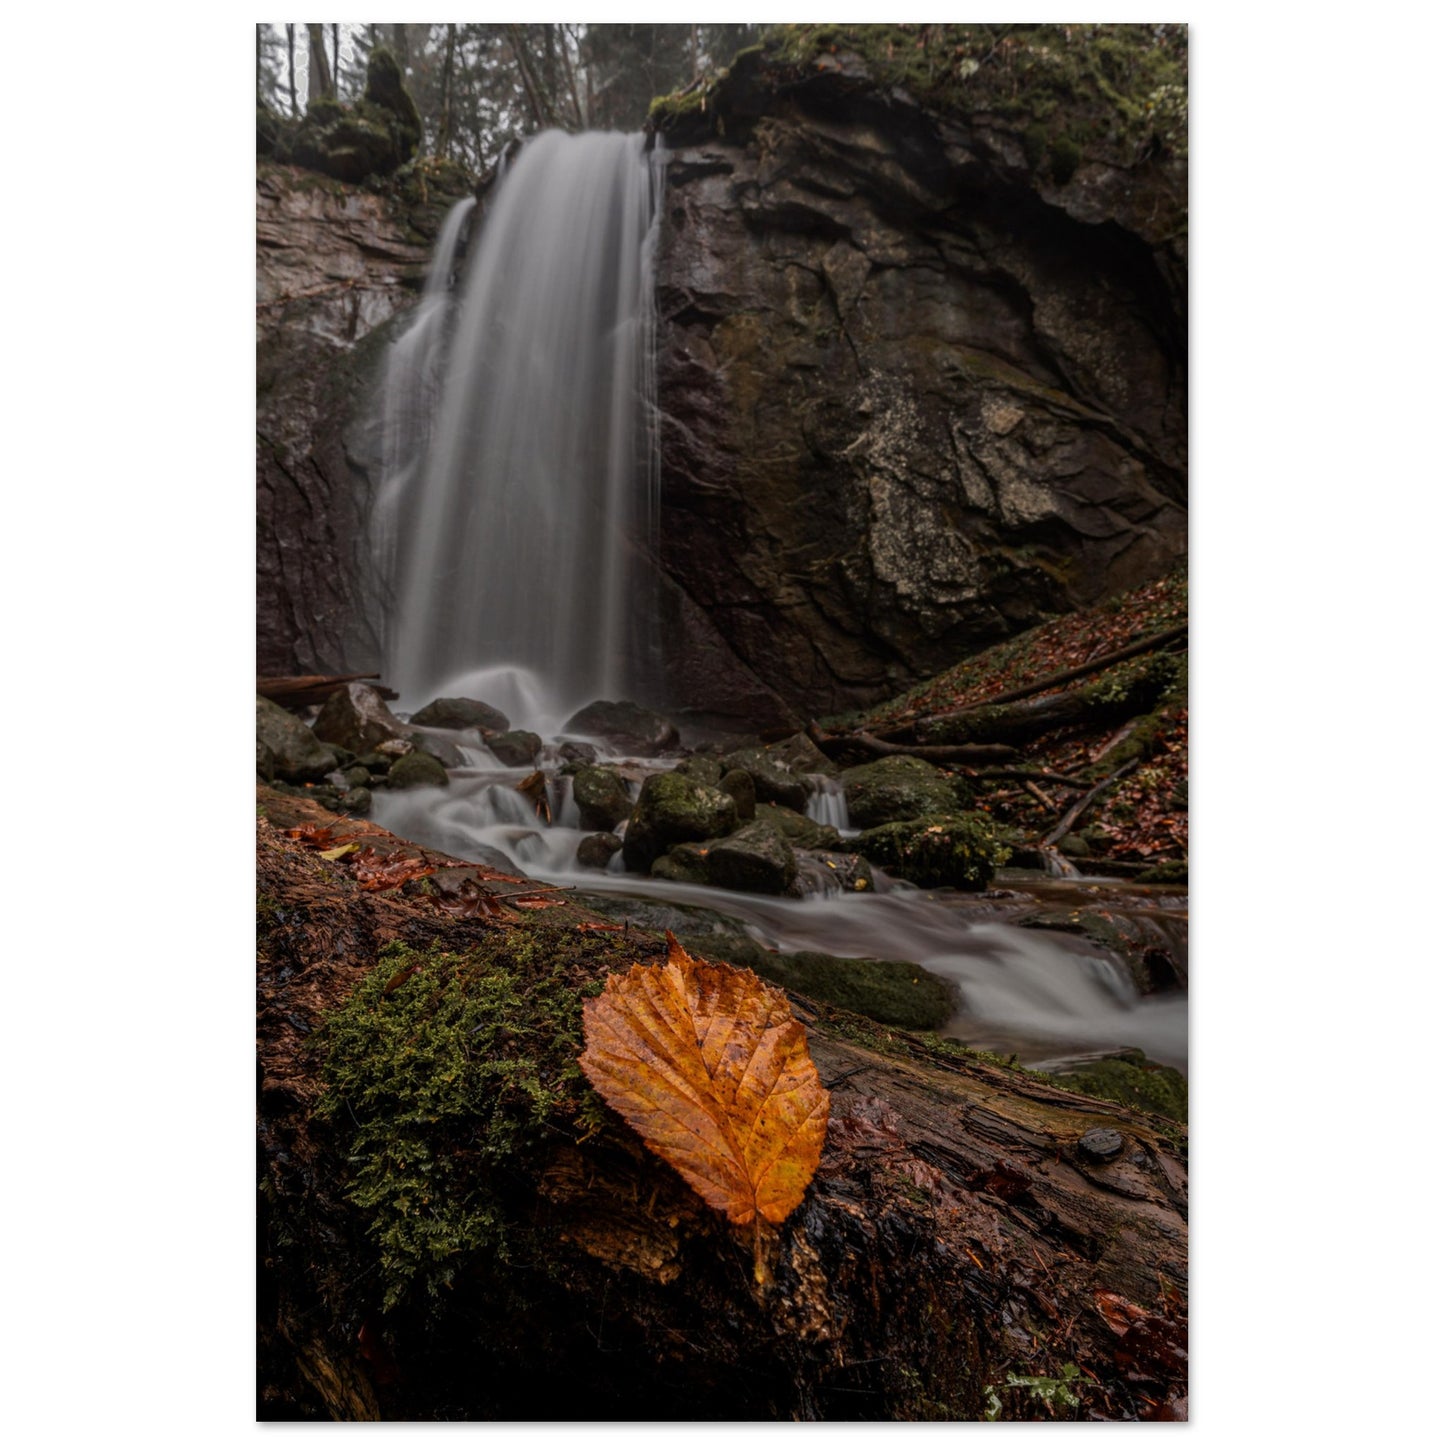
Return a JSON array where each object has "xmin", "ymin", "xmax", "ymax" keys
[
  {"xmin": 1095, "ymin": 1289, "xmax": 1151, "ymax": 1337},
  {"xmin": 576, "ymin": 921, "xmax": 625, "ymax": 934},
  {"xmin": 353, "ymin": 847, "xmax": 436, "ymax": 891},
  {"xmin": 318, "ymin": 842, "xmax": 360, "ymax": 861},
  {"xmin": 579, "ymin": 934, "xmax": 830, "ymax": 1232}
]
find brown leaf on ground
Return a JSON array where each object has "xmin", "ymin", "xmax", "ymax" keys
[
  {"xmin": 352, "ymin": 847, "xmax": 436, "ymax": 892},
  {"xmin": 579, "ymin": 934, "xmax": 830, "ymax": 1229}
]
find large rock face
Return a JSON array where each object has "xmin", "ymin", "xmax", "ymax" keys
[
  {"xmin": 256, "ymin": 160, "xmax": 472, "ymax": 677},
  {"xmin": 651, "ymin": 34, "xmax": 1187, "ymax": 722}
]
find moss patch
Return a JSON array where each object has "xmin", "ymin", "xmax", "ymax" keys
[
  {"xmin": 854, "ymin": 812, "xmax": 1010, "ymax": 891},
  {"xmin": 1050, "ymin": 1049, "xmax": 1187, "ymax": 1123},
  {"xmin": 314, "ymin": 927, "xmax": 612, "ymax": 1309}
]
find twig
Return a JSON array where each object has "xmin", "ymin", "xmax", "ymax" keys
[{"xmin": 1041, "ymin": 760, "xmax": 1138, "ymax": 848}]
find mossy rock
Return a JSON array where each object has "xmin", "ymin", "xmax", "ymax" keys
[
  {"xmin": 572, "ymin": 765, "xmax": 633, "ymax": 833},
  {"xmin": 488, "ymin": 730, "xmax": 542, "ymax": 767},
  {"xmin": 677, "ymin": 932, "xmax": 957, "ymax": 1031},
  {"xmin": 256, "ymin": 696, "xmax": 340, "ymax": 783},
  {"xmin": 650, "ymin": 844, "xmax": 714, "ymax": 887},
  {"xmin": 1051, "ymin": 1048, "xmax": 1187, "ymax": 1123},
  {"xmin": 411, "ymin": 696, "xmax": 511, "ymax": 733},
  {"xmin": 754, "ymin": 802, "xmax": 841, "ymax": 851},
  {"xmin": 842, "ymin": 755, "xmax": 965, "ymax": 829},
  {"xmin": 719, "ymin": 768, "xmax": 756, "ymax": 821},
  {"xmin": 575, "ymin": 832, "xmax": 622, "ymax": 870},
  {"xmin": 719, "ymin": 747, "xmax": 809, "ymax": 813},
  {"xmin": 701, "ymin": 820, "xmax": 798, "ymax": 896},
  {"xmin": 621, "ymin": 771, "xmax": 739, "ymax": 872},
  {"xmin": 674, "ymin": 755, "xmax": 723, "ymax": 787},
  {"xmin": 765, "ymin": 731, "xmax": 839, "ymax": 779},
  {"xmin": 387, "ymin": 750, "xmax": 449, "ymax": 790},
  {"xmin": 1137, "ymin": 859, "xmax": 1187, "ymax": 884},
  {"xmin": 854, "ymin": 812, "xmax": 1009, "ymax": 891}
]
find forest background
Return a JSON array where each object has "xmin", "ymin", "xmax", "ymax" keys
[{"xmin": 3, "ymin": 7, "xmax": 1437, "ymax": 1441}]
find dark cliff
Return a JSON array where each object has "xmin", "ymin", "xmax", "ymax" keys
[{"xmin": 649, "ymin": 26, "xmax": 1187, "ymax": 724}]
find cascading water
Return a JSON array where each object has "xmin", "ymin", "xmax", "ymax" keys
[{"xmin": 373, "ymin": 130, "xmax": 664, "ymax": 728}]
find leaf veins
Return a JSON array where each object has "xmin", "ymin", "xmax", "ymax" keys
[{"xmin": 579, "ymin": 933, "xmax": 830, "ymax": 1227}]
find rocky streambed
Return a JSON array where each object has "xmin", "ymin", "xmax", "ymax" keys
[{"xmin": 258, "ymin": 680, "xmax": 1187, "ymax": 1116}]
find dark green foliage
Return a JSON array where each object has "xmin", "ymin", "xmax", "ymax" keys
[
  {"xmin": 854, "ymin": 813, "xmax": 1010, "ymax": 891},
  {"xmin": 315, "ymin": 933, "xmax": 608, "ymax": 1309}
]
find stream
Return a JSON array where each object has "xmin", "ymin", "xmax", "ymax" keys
[{"xmin": 371, "ymin": 730, "xmax": 1188, "ymax": 1075}]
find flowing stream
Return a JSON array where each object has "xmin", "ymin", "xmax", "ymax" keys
[{"xmin": 366, "ymin": 128, "xmax": 1187, "ymax": 1077}]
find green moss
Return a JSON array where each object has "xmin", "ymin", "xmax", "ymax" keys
[
  {"xmin": 1051, "ymin": 1048, "xmax": 1187, "ymax": 1123},
  {"xmin": 853, "ymin": 812, "xmax": 1010, "ymax": 891},
  {"xmin": 314, "ymin": 929, "xmax": 609, "ymax": 1309},
  {"xmin": 680, "ymin": 932, "xmax": 956, "ymax": 1030}
]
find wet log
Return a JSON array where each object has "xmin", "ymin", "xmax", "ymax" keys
[
  {"xmin": 805, "ymin": 721, "xmax": 1018, "ymax": 767},
  {"xmin": 258, "ymin": 673, "xmax": 399, "ymax": 709},
  {"xmin": 257, "ymin": 790, "xmax": 1187, "ymax": 1422}
]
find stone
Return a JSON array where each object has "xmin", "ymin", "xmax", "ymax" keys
[
  {"xmin": 487, "ymin": 730, "xmax": 542, "ymax": 767},
  {"xmin": 621, "ymin": 771, "xmax": 739, "ymax": 872},
  {"xmin": 256, "ymin": 696, "xmax": 340, "ymax": 783},
  {"xmin": 796, "ymin": 850, "xmax": 875, "ymax": 894},
  {"xmin": 575, "ymin": 833, "xmax": 623, "ymax": 870},
  {"xmin": 842, "ymin": 755, "xmax": 963, "ymax": 829},
  {"xmin": 386, "ymin": 751, "xmax": 449, "ymax": 790},
  {"xmin": 410, "ymin": 696, "xmax": 511, "ymax": 733},
  {"xmin": 719, "ymin": 747, "xmax": 808, "ymax": 812},
  {"xmin": 701, "ymin": 821, "xmax": 798, "ymax": 896},
  {"xmin": 558, "ymin": 741, "xmax": 599, "ymax": 767},
  {"xmin": 853, "ymin": 812, "xmax": 1009, "ymax": 891},
  {"xmin": 314, "ymin": 683, "xmax": 409, "ymax": 757},
  {"xmin": 257, "ymin": 739, "xmax": 276, "ymax": 783},
  {"xmin": 572, "ymin": 766, "xmax": 634, "ymax": 834},
  {"xmin": 407, "ymin": 730, "xmax": 467, "ymax": 769},
  {"xmin": 563, "ymin": 699, "xmax": 680, "ymax": 757},
  {"xmin": 651, "ymin": 845, "xmax": 713, "ymax": 887},
  {"xmin": 1078, "ymin": 1128, "xmax": 1125, "ymax": 1163},
  {"xmin": 754, "ymin": 802, "xmax": 841, "ymax": 851},
  {"xmin": 340, "ymin": 787, "xmax": 372, "ymax": 815},
  {"xmin": 718, "ymin": 768, "xmax": 756, "ymax": 822},
  {"xmin": 674, "ymin": 755, "xmax": 723, "ymax": 786},
  {"xmin": 765, "ymin": 731, "xmax": 839, "ymax": 779}
]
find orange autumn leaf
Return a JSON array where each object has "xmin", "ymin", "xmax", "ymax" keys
[{"xmin": 579, "ymin": 933, "xmax": 830, "ymax": 1228}]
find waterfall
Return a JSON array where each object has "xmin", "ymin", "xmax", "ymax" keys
[{"xmin": 374, "ymin": 130, "xmax": 664, "ymax": 730}]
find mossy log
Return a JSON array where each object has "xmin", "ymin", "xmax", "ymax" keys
[{"xmin": 257, "ymin": 789, "xmax": 1187, "ymax": 1422}]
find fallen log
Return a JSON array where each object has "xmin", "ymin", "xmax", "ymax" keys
[
  {"xmin": 258, "ymin": 673, "xmax": 399, "ymax": 709},
  {"xmin": 806, "ymin": 721, "xmax": 1018, "ymax": 767},
  {"xmin": 258, "ymin": 791, "xmax": 1187, "ymax": 1422},
  {"xmin": 876, "ymin": 623, "xmax": 1187, "ymax": 742}
]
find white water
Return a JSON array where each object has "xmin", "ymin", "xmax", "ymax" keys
[
  {"xmin": 374, "ymin": 130, "xmax": 664, "ymax": 721},
  {"xmin": 371, "ymin": 756, "xmax": 1187, "ymax": 1071}
]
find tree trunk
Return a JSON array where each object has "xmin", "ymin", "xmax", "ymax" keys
[
  {"xmin": 307, "ymin": 23, "xmax": 334, "ymax": 104},
  {"xmin": 438, "ymin": 24, "xmax": 457, "ymax": 157},
  {"xmin": 331, "ymin": 23, "xmax": 340, "ymax": 96},
  {"xmin": 286, "ymin": 25, "xmax": 298, "ymax": 117},
  {"xmin": 257, "ymin": 794, "xmax": 1188, "ymax": 1422}
]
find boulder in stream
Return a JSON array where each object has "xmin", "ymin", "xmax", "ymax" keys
[
  {"xmin": 621, "ymin": 771, "xmax": 739, "ymax": 871},
  {"xmin": 562, "ymin": 699, "xmax": 680, "ymax": 757},
  {"xmin": 410, "ymin": 696, "xmax": 511, "ymax": 733},
  {"xmin": 719, "ymin": 747, "xmax": 809, "ymax": 812},
  {"xmin": 853, "ymin": 812, "xmax": 1009, "ymax": 891},
  {"xmin": 575, "ymin": 832, "xmax": 623, "ymax": 870},
  {"xmin": 256, "ymin": 696, "xmax": 340, "ymax": 782},
  {"xmin": 487, "ymin": 730, "xmax": 542, "ymax": 767},
  {"xmin": 386, "ymin": 751, "xmax": 449, "ymax": 790},
  {"xmin": 700, "ymin": 820, "xmax": 798, "ymax": 896},
  {"xmin": 842, "ymin": 755, "xmax": 968, "ymax": 828},
  {"xmin": 571, "ymin": 765, "xmax": 633, "ymax": 833},
  {"xmin": 313, "ymin": 682, "xmax": 409, "ymax": 757},
  {"xmin": 718, "ymin": 767, "xmax": 756, "ymax": 821}
]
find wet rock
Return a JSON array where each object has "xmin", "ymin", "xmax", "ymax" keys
[
  {"xmin": 842, "ymin": 756, "xmax": 964, "ymax": 829},
  {"xmin": 718, "ymin": 767, "xmax": 756, "ymax": 821},
  {"xmin": 796, "ymin": 850, "xmax": 875, "ymax": 894},
  {"xmin": 754, "ymin": 802, "xmax": 841, "ymax": 851},
  {"xmin": 376, "ymin": 737, "xmax": 415, "ymax": 759},
  {"xmin": 410, "ymin": 696, "xmax": 511, "ymax": 733},
  {"xmin": 256, "ymin": 696, "xmax": 340, "ymax": 783},
  {"xmin": 487, "ymin": 730, "xmax": 542, "ymax": 767},
  {"xmin": 314, "ymin": 682, "xmax": 409, "ymax": 757},
  {"xmin": 572, "ymin": 765, "xmax": 633, "ymax": 833},
  {"xmin": 621, "ymin": 772, "xmax": 739, "ymax": 872},
  {"xmin": 342, "ymin": 766, "xmax": 372, "ymax": 789},
  {"xmin": 720, "ymin": 747, "xmax": 808, "ymax": 812},
  {"xmin": 1078, "ymin": 1128, "xmax": 1125, "ymax": 1163},
  {"xmin": 765, "ymin": 731, "xmax": 839, "ymax": 779},
  {"xmin": 340, "ymin": 786, "xmax": 372, "ymax": 815},
  {"xmin": 257, "ymin": 739, "xmax": 276, "ymax": 783},
  {"xmin": 558, "ymin": 741, "xmax": 599, "ymax": 767},
  {"xmin": 703, "ymin": 821, "xmax": 798, "ymax": 896},
  {"xmin": 674, "ymin": 755, "xmax": 723, "ymax": 786},
  {"xmin": 386, "ymin": 751, "xmax": 449, "ymax": 790},
  {"xmin": 563, "ymin": 699, "xmax": 681, "ymax": 757},
  {"xmin": 651, "ymin": 844, "xmax": 713, "ymax": 886},
  {"xmin": 406, "ymin": 730, "xmax": 467, "ymax": 769},
  {"xmin": 575, "ymin": 833, "xmax": 623, "ymax": 870},
  {"xmin": 853, "ymin": 812, "xmax": 1009, "ymax": 891}
]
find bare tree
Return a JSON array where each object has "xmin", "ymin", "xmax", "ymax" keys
[
  {"xmin": 286, "ymin": 24, "xmax": 298, "ymax": 116},
  {"xmin": 307, "ymin": 23, "xmax": 334, "ymax": 104}
]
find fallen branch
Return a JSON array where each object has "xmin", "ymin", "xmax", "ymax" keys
[
  {"xmin": 807, "ymin": 721, "xmax": 1018, "ymax": 765},
  {"xmin": 259, "ymin": 673, "xmax": 399, "ymax": 709},
  {"xmin": 877, "ymin": 622, "xmax": 1187, "ymax": 741},
  {"xmin": 1041, "ymin": 760, "xmax": 1139, "ymax": 848}
]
